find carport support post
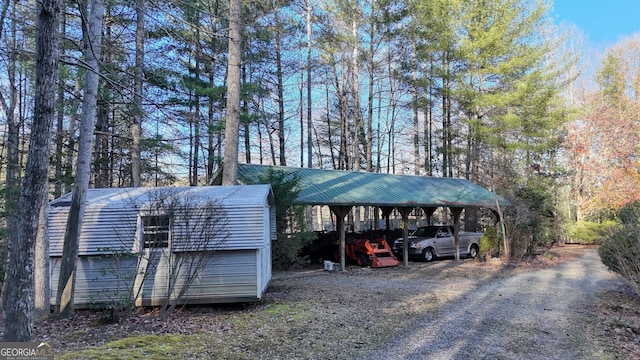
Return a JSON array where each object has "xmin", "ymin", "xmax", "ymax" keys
[
  {"xmin": 329, "ymin": 206, "xmax": 351, "ymax": 271},
  {"xmin": 397, "ymin": 207, "xmax": 412, "ymax": 267},
  {"xmin": 450, "ymin": 207, "xmax": 464, "ymax": 261}
]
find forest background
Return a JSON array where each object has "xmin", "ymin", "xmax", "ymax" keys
[
  {"xmin": 0, "ymin": 0, "xmax": 639, "ymax": 339},
  {"xmin": 2, "ymin": 0, "xmax": 639, "ymax": 262}
]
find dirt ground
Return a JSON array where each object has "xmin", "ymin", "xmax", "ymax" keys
[{"xmin": 3, "ymin": 245, "xmax": 639, "ymax": 359}]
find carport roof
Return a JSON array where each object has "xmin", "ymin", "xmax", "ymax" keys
[{"xmin": 236, "ymin": 163, "xmax": 508, "ymax": 209}]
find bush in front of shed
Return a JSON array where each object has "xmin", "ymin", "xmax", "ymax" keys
[{"xmin": 255, "ymin": 169, "xmax": 314, "ymax": 270}]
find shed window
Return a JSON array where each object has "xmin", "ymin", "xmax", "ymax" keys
[{"xmin": 142, "ymin": 215, "xmax": 170, "ymax": 248}]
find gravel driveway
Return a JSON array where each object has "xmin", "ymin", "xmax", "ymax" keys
[
  {"xmin": 367, "ymin": 249, "xmax": 623, "ymax": 360},
  {"xmin": 23, "ymin": 246, "xmax": 630, "ymax": 359}
]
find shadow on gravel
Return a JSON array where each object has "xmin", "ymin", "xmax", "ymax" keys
[{"xmin": 366, "ymin": 250, "xmax": 622, "ymax": 360}]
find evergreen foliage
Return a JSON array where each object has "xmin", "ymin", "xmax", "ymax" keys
[
  {"xmin": 564, "ymin": 221, "xmax": 617, "ymax": 244},
  {"xmin": 252, "ymin": 169, "xmax": 315, "ymax": 270},
  {"xmin": 506, "ymin": 179, "xmax": 558, "ymax": 257},
  {"xmin": 618, "ymin": 200, "xmax": 640, "ymax": 225},
  {"xmin": 479, "ymin": 226, "xmax": 500, "ymax": 258}
]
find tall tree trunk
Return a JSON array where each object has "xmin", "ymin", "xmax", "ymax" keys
[
  {"xmin": 325, "ymin": 76, "xmax": 336, "ymax": 169},
  {"xmin": 350, "ymin": 15, "xmax": 361, "ymax": 172},
  {"xmin": 376, "ymin": 82, "xmax": 382, "ymax": 172},
  {"xmin": 350, "ymin": 13, "xmax": 361, "ymax": 229},
  {"xmin": 299, "ymin": 55, "xmax": 304, "ymax": 167},
  {"xmin": 442, "ymin": 51, "xmax": 452, "ymax": 177},
  {"xmin": 207, "ymin": 0, "xmax": 221, "ymax": 182},
  {"xmin": 1, "ymin": 0, "xmax": 19, "ymax": 235},
  {"xmin": 56, "ymin": 0, "xmax": 105, "ymax": 317},
  {"xmin": 63, "ymin": 81, "xmax": 81, "ymax": 194},
  {"xmin": 446, "ymin": 82, "xmax": 453, "ymax": 178},
  {"xmin": 424, "ymin": 58, "xmax": 433, "ymax": 176},
  {"xmin": 207, "ymin": 71, "xmax": 217, "ymax": 180},
  {"xmin": 3, "ymin": 0, "xmax": 60, "ymax": 340},
  {"xmin": 267, "ymin": 121, "xmax": 277, "ymax": 165},
  {"xmin": 242, "ymin": 63, "xmax": 251, "ymax": 163},
  {"xmin": 412, "ymin": 44, "xmax": 419, "ymax": 175},
  {"xmin": 337, "ymin": 63, "xmax": 349, "ymax": 170},
  {"xmin": 34, "ymin": 191, "xmax": 50, "ymax": 320},
  {"xmin": 222, "ymin": 0, "xmax": 242, "ymax": 185},
  {"xmin": 386, "ymin": 51, "xmax": 398, "ymax": 174},
  {"xmin": 275, "ymin": 6, "xmax": 286, "ymax": 166},
  {"xmin": 131, "ymin": 0, "xmax": 144, "ymax": 187},
  {"xmin": 366, "ymin": 10, "xmax": 374, "ymax": 173},
  {"xmin": 93, "ymin": 4, "xmax": 111, "ymax": 188},
  {"xmin": 54, "ymin": 11, "xmax": 66, "ymax": 198},
  {"xmin": 191, "ymin": 38, "xmax": 201, "ymax": 186},
  {"xmin": 306, "ymin": 0, "xmax": 312, "ymax": 168},
  {"xmin": 94, "ymin": 99, "xmax": 109, "ymax": 187}
]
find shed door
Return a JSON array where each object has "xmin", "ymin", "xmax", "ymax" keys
[{"xmin": 134, "ymin": 214, "xmax": 171, "ymax": 306}]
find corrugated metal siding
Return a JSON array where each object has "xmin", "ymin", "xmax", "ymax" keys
[
  {"xmin": 258, "ymin": 243, "xmax": 271, "ymax": 298},
  {"xmin": 49, "ymin": 184, "xmax": 274, "ymax": 306},
  {"xmin": 171, "ymin": 204, "xmax": 267, "ymax": 251},
  {"xmin": 264, "ymin": 204, "xmax": 275, "ymax": 296},
  {"xmin": 221, "ymin": 205, "xmax": 268, "ymax": 249},
  {"xmin": 52, "ymin": 250, "xmax": 265, "ymax": 308},
  {"xmin": 50, "ymin": 256, "xmax": 139, "ymax": 307},
  {"xmin": 269, "ymin": 204, "xmax": 277, "ymax": 242},
  {"xmin": 50, "ymin": 185, "xmax": 274, "ymax": 255},
  {"xmin": 138, "ymin": 250, "xmax": 260, "ymax": 305},
  {"xmin": 49, "ymin": 207, "xmax": 138, "ymax": 256}
]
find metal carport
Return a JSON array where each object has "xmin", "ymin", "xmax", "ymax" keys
[{"xmin": 228, "ymin": 163, "xmax": 509, "ymax": 270}]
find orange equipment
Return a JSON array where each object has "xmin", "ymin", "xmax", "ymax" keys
[{"xmin": 345, "ymin": 236, "xmax": 399, "ymax": 268}]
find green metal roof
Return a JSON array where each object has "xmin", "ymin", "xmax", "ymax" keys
[{"xmin": 236, "ymin": 164, "xmax": 508, "ymax": 209}]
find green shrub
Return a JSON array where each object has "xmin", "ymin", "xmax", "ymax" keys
[
  {"xmin": 564, "ymin": 220, "xmax": 617, "ymax": 244},
  {"xmin": 598, "ymin": 224, "xmax": 640, "ymax": 298},
  {"xmin": 597, "ymin": 201, "xmax": 640, "ymax": 298},
  {"xmin": 247, "ymin": 168, "xmax": 315, "ymax": 270},
  {"xmin": 506, "ymin": 180, "xmax": 557, "ymax": 258},
  {"xmin": 618, "ymin": 200, "xmax": 640, "ymax": 225},
  {"xmin": 479, "ymin": 226, "xmax": 500, "ymax": 258},
  {"xmin": 272, "ymin": 231, "xmax": 316, "ymax": 270}
]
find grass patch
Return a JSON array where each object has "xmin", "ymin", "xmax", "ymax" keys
[
  {"xmin": 56, "ymin": 334, "xmax": 205, "ymax": 360},
  {"xmin": 264, "ymin": 302, "xmax": 309, "ymax": 320},
  {"xmin": 69, "ymin": 330, "xmax": 88, "ymax": 340}
]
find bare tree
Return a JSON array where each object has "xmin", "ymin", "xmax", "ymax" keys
[
  {"xmin": 222, "ymin": 0, "xmax": 242, "ymax": 185},
  {"xmin": 1, "ymin": 0, "xmax": 20, "ymax": 236},
  {"xmin": 274, "ymin": 5, "xmax": 286, "ymax": 166},
  {"xmin": 99, "ymin": 189, "xmax": 229, "ymax": 321},
  {"xmin": 131, "ymin": 0, "xmax": 145, "ymax": 187},
  {"xmin": 34, "ymin": 192, "xmax": 50, "ymax": 320},
  {"xmin": 306, "ymin": 0, "xmax": 313, "ymax": 168},
  {"xmin": 3, "ymin": 0, "xmax": 61, "ymax": 341},
  {"xmin": 56, "ymin": 0, "xmax": 106, "ymax": 317},
  {"xmin": 147, "ymin": 190, "xmax": 229, "ymax": 318}
]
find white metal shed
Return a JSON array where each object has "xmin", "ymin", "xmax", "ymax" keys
[{"xmin": 48, "ymin": 185, "xmax": 275, "ymax": 308}]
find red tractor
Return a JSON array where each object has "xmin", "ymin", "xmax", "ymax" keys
[{"xmin": 345, "ymin": 235, "xmax": 399, "ymax": 268}]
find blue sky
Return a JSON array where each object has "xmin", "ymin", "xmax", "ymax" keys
[{"xmin": 551, "ymin": 0, "xmax": 640, "ymax": 48}]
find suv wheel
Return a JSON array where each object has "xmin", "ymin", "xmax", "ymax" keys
[
  {"xmin": 422, "ymin": 248, "xmax": 435, "ymax": 262},
  {"xmin": 469, "ymin": 244, "xmax": 479, "ymax": 259}
]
